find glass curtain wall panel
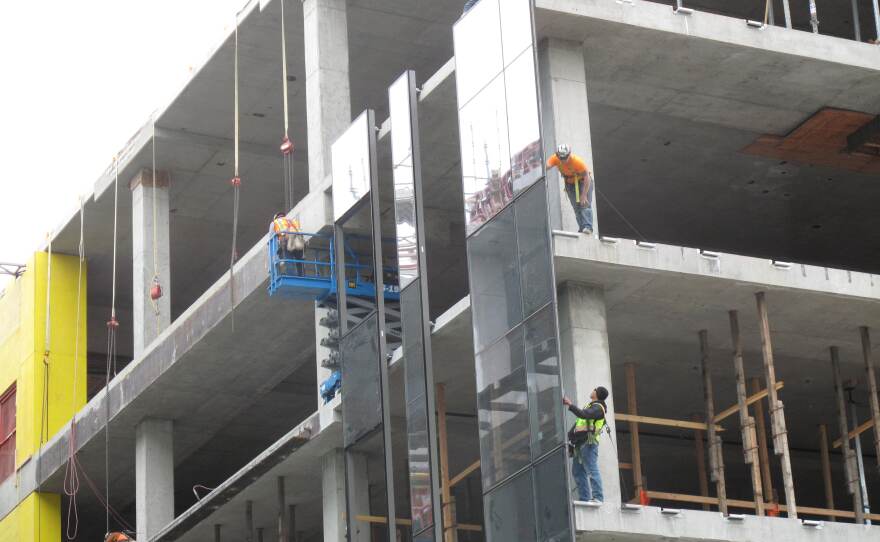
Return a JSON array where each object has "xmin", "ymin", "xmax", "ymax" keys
[
  {"xmin": 390, "ymin": 71, "xmax": 444, "ymax": 540},
  {"xmin": 332, "ymin": 110, "xmax": 398, "ymax": 541},
  {"xmin": 454, "ymin": 1, "xmax": 574, "ymax": 540}
]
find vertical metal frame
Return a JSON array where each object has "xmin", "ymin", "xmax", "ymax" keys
[
  {"xmin": 365, "ymin": 108, "xmax": 398, "ymax": 541},
  {"xmin": 390, "ymin": 70, "xmax": 445, "ymax": 541}
]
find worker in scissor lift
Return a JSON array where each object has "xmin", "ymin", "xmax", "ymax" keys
[
  {"xmin": 547, "ymin": 144, "xmax": 594, "ymax": 235},
  {"xmin": 105, "ymin": 532, "xmax": 134, "ymax": 542},
  {"xmin": 271, "ymin": 212, "xmax": 305, "ymax": 275}
]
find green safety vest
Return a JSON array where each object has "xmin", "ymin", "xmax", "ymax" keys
[{"xmin": 574, "ymin": 402, "xmax": 606, "ymax": 445}]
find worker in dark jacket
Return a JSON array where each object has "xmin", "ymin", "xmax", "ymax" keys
[{"xmin": 563, "ymin": 386, "xmax": 609, "ymax": 503}]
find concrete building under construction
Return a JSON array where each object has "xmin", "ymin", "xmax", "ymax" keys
[{"xmin": 2, "ymin": 0, "xmax": 880, "ymax": 540}]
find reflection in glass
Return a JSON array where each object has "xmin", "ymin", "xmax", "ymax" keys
[
  {"xmin": 505, "ymin": 48, "xmax": 543, "ymax": 196},
  {"xmin": 341, "ymin": 314, "xmax": 381, "ymax": 447},
  {"xmin": 332, "ymin": 112, "xmax": 372, "ymax": 221},
  {"xmin": 407, "ymin": 398, "xmax": 432, "ymax": 533},
  {"xmin": 467, "ymin": 207, "xmax": 522, "ymax": 351},
  {"xmin": 401, "ymin": 283, "xmax": 426, "ymax": 403},
  {"xmin": 524, "ymin": 305, "xmax": 564, "ymax": 460},
  {"xmin": 346, "ymin": 428, "xmax": 389, "ymax": 542},
  {"xmin": 515, "ymin": 181, "xmax": 552, "ymax": 318},
  {"xmin": 390, "ymin": 74, "xmax": 419, "ymax": 289},
  {"xmin": 458, "ymin": 75, "xmax": 511, "ymax": 234},
  {"xmin": 340, "ymin": 204, "xmax": 378, "ymax": 309},
  {"xmin": 534, "ymin": 451, "xmax": 572, "ymax": 542},
  {"xmin": 453, "ymin": 0, "xmax": 503, "ymax": 108},
  {"xmin": 476, "ymin": 327, "xmax": 529, "ymax": 490},
  {"xmin": 484, "ymin": 470, "xmax": 536, "ymax": 541},
  {"xmin": 498, "ymin": 0, "xmax": 533, "ymax": 68}
]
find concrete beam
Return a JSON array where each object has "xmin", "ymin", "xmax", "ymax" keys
[
  {"xmin": 136, "ymin": 419, "xmax": 175, "ymax": 541},
  {"xmin": 303, "ymin": 0, "xmax": 352, "ymax": 189}
]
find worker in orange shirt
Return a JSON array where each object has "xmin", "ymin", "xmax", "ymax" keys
[
  {"xmin": 547, "ymin": 144, "xmax": 593, "ymax": 234},
  {"xmin": 271, "ymin": 212, "xmax": 304, "ymax": 275}
]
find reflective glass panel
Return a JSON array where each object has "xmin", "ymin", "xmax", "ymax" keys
[
  {"xmin": 332, "ymin": 112, "xmax": 372, "ymax": 221},
  {"xmin": 346, "ymin": 429, "xmax": 389, "ymax": 541},
  {"xmin": 467, "ymin": 206, "xmax": 522, "ymax": 351},
  {"xmin": 484, "ymin": 470, "xmax": 536, "ymax": 542},
  {"xmin": 499, "ymin": 0, "xmax": 533, "ymax": 67},
  {"xmin": 534, "ymin": 450, "xmax": 572, "ymax": 542},
  {"xmin": 341, "ymin": 204, "xmax": 378, "ymax": 309},
  {"xmin": 453, "ymin": 0, "xmax": 503, "ymax": 108},
  {"xmin": 505, "ymin": 48, "xmax": 543, "ymax": 197},
  {"xmin": 515, "ymin": 181, "xmax": 552, "ymax": 318},
  {"xmin": 341, "ymin": 314, "xmax": 381, "ymax": 447},
  {"xmin": 476, "ymin": 326, "xmax": 529, "ymax": 489},
  {"xmin": 458, "ymin": 75, "xmax": 511, "ymax": 234},
  {"xmin": 524, "ymin": 305, "xmax": 564, "ymax": 459},
  {"xmin": 390, "ymin": 74, "xmax": 419, "ymax": 289},
  {"xmin": 401, "ymin": 283, "xmax": 426, "ymax": 403},
  {"xmin": 407, "ymin": 398, "xmax": 432, "ymax": 533}
]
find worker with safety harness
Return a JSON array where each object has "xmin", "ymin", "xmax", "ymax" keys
[
  {"xmin": 271, "ymin": 212, "xmax": 304, "ymax": 275},
  {"xmin": 563, "ymin": 386, "xmax": 609, "ymax": 504},
  {"xmin": 547, "ymin": 144, "xmax": 594, "ymax": 234}
]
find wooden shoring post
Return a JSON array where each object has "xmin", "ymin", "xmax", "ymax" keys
[
  {"xmin": 693, "ymin": 413, "xmax": 710, "ymax": 511},
  {"xmin": 257, "ymin": 528, "xmax": 264, "ymax": 542},
  {"xmin": 755, "ymin": 292, "xmax": 797, "ymax": 518},
  {"xmin": 625, "ymin": 363, "xmax": 644, "ymax": 498},
  {"xmin": 436, "ymin": 383, "xmax": 457, "ymax": 542},
  {"xmin": 699, "ymin": 330, "xmax": 728, "ymax": 515},
  {"xmin": 245, "ymin": 500, "xmax": 254, "ymax": 542},
  {"xmin": 214, "ymin": 524, "xmax": 222, "ymax": 542},
  {"xmin": 749, "ymin": 377, "xmax": 775, "ymax": 503},
  {"xmin": 859, "ymin": 326, "xmax": 880, "ymax": 470},
  {"xmin": 277, "ymin": 477, "xmax": 287, "ymax": 542},
  {"xmin": 728, "ymin": 311, "xmax": 764, "ymax": 515},
  {"xmin": 818, "ymin": 424, "xmax": 836, "ymax": 521},
  {"xmin": 830, "ymin": 346, "xmax": 865, "ymax": 524},
  {"xmin": 288, "ymin": 505, "xmax": 296, "ymax": 542}
]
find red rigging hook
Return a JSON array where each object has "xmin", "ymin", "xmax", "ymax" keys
[
  {"xmin": 230, "ymin": 176, "xmax": 242, "ymax": 187},
  {"xmin": 280, "ymin": 136, "xmax": 294, "ymax": 156},
  {"xmin": 106, "ymin": 316, "xmax": 119, "ymax": 329},
  {"xmin": 150, "ymin": 277, "xmax": 163, "ymax": 301}
]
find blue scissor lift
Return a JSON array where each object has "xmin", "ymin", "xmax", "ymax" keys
[{"xmin": 267, "ymin": 230, "xmax": 401, "ymax": 402}]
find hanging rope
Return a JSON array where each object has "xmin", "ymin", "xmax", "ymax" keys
[
  {"xmin": 104, "ymin": 155, "xmax": 122, "ymax": 536},
  {"xmin": 63, "ymin": 197, "xmax": 85, "ymax": 540},
  {"xmin": 229, "ymin": 11, "xmax": 242, "ymax": 332},
  {"xmin": 149, "ymin": 129, "xmax": 164, "ymax": 320},
  {"xmin": 35, "ymin": 231, "xmax": 52, "ymax": 542},
  {"xmin": 280, "ymin": 0, "xmax": 295, "ymax": 211}
]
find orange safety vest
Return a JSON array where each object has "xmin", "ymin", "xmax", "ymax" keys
[
  {"xmin": 272, "ymin": 217, "xmax": 300, "ymax": 236},
  {"xmin": 546, "ymin": 153, "xmax": 589, "ymax": 183}
]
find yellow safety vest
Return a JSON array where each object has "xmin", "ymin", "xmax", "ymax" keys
[{"xmin": 574, "ymin": 402, "xmax": 606, "ymax": 445}]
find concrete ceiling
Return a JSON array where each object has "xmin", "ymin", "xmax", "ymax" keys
[{"xmin": 535, "ymin": 2, "xmax": 880, "ymax": 273}]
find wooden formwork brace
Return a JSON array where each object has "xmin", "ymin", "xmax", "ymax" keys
[
  {"xmin": 754, "ymin": 292, "xmax": 797, "ymax": 518},
  {"xmin": 624, "ymin": 363, "xmax": 644, "ymax": 498},
  {"xmin": 728, "ymin": 311, "xmax": 764, "ymax": 515},
  {"xmin": 692, "ymin": 413, "xmax": 711, "ymax": 511},
  {"xmin": 830, "ymin": 346, "xmax": 865, "ymax": 524},
  {"xmin": 435, "ymin": 383, "xmax": 458, "ymax": 542},
  {"xmin": 277, "ymin": 477, "xmax": 287, "ymax": 542},
  {"xmin": 246, "ymin": 500, "xmax": 255, "ymax": 542},
  {"xmin": 699, "ymin": 330, "xmax": 728, "ymax": 515},
  {"xmin": 818, "ymin": 424, "xmax": 836, "ymax": 521},
  {"xmin": 748, "ymin": 377, "xmax": 776, "ymax": 505},
  {"xmin": 859, "ymin": 326, "xmax": 880, "ymax": 471}
]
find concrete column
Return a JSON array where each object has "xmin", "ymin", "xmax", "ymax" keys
[
  {"xmin": 538, "ymin": 38, "xmax": 596, "ymax": 235},
  {"xmin": 303, "ymin": 0, "xmax": 351, "ymax": 189},
  {"xmin": 136, "ymin": 418, "xmax": 175, "ymax": 541},
  {"xmin": 131, "ymin": 168, "xmax": 171, "ymax": 357},
  {"xmin": 557, "ymin": 282, "xmax": 620, "ymax": 505},
  {"xmin": 322, "ymin": 449, "xmax": 347, "ymax": 542}
]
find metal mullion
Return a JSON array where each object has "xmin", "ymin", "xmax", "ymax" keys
[{"xmin": 366, "ymin": 108, "xmax": 397, "ymax": 542}]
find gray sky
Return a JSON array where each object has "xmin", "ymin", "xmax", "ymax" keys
[{"xmin": 0, "ymin": 0, "xmax": 245, "ymax": 286}]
